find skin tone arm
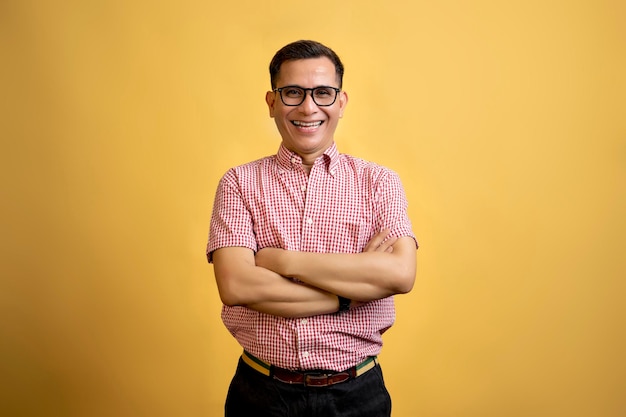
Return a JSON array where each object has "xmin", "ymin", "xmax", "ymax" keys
[
  {"xmin": 212, "ymin": 230, "xmax": 400, "ymax": 317},
  {"xmin": 254, "ymin": 230, "xmax": 417, "ymax": 302},
  {"xmin": 212, "ymin": 247, "xmax": 337, "ymax": 318}
]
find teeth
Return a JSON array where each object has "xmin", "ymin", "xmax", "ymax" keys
[{"xmin": 293, "ymin": 121, "xmax": 322, "ymax": 127}]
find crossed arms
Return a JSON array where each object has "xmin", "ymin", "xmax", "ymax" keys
[{"xmin": 212, "ymin": 230, "xmax": 417, "ymax": 318}]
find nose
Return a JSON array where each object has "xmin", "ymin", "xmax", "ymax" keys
[{"xmin": 297, "ymin": 91, "xmax": 318, "ymax": 114}]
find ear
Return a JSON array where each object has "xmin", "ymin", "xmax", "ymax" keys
[
  {"xmin": 266, "ymin": 91, "xmax": 276, "ymax": 118},
  {"xmin": 338, "ymin": 90, "xmax": 348, "ymax": 118}
]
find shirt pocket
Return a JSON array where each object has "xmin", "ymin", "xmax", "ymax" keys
[{"xmin": 328, "ymin": 217, "xmax": 371, "ymax": 253}]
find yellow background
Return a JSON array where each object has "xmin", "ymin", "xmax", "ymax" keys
[{"xmin": 1, "ymin": 1, "xmax": 625, "ymax": 416}]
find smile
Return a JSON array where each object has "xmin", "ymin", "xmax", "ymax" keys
[{"xmin": 292, "ymin": 120, "xmax": 323, "ymax": 128}]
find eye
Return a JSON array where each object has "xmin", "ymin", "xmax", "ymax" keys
[
  {"xmin": 283, "ymin": 87, "xmax": 304, "ymax": 98},
  {"xmin": 313, "ymin": 87, "xmax": 333, "ymax": 97}
]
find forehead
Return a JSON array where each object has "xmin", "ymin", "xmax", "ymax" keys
[{"xmin": 276, "ymin": 57, "xmax": 338, "ymax": 86}]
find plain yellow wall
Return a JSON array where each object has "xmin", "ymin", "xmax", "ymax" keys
[{"xmin": 1, "ymin": 1, "xmax": 625, "ymax": 416}]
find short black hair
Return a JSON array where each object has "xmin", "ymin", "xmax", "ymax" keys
[{"xmin": 269, "ymin": 40, "xmax": 344, "ymax": 90}]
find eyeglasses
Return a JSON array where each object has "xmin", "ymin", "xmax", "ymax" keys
[{"xmin": 274, "ymin": 86, "xmax": 341, "ymax": 107}]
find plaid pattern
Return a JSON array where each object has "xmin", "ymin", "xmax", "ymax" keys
[{"xmin": 207, "ymin": 143, "xmax": 416, "ymax": 372}]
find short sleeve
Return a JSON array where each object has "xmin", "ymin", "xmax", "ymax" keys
[
  {"xmin": 206, "ymin": 169, "xmax": 258, "ymax": 263},
  {"xmin": 374, "ymin": 169, "xmax": 418, "ymax": 249}
]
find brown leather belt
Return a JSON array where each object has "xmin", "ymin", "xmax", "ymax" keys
[{"xmin": 241, "ymin": 350, "xmax": 378, "ymax": 388}]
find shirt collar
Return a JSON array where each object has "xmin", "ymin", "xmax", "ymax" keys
[{"xmin": 276, "ymin": 143, "xmax": 340, "ymax": 175}]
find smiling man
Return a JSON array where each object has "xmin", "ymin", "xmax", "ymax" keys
[
  {"xmin": 207, "ymin": 40, "xmax": 418, "ymax": 417},
  {"xmin": 266, "ymin": 56, "xmax": 346, "ymax": 170}
]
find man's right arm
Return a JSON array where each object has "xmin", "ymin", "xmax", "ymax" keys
[{"xmin": 212, "ymin": 246, "xmax": 340, "ymax": 318}]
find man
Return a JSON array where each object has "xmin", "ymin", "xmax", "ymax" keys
[{"xmin": 207, "ymin": 40, "xmax": 418, "ymax": 416}]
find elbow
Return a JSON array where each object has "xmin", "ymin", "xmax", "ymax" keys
[
  {"xmin": 217, "ymin": 288, "xmax": 238, "ymax": 307},
  {"xmin": 390, "ymin": 262, "xmax": 416, "ymax": 295},
  {"xmin": 216, "ymin": 278, "xmax": 244, "ymax": 307},
  {"xmin": 212, "ymin": 247, "xmax": 258, "ymax": 307},
  {"xmin": 393, "ymin": 273, "xmax": 415, "ymax": 294},
  {"xmin": 218, "ymin": 291, "xmax": 239, "ymax": 307},
  {"xmin": 385, "ymin": 237, "xmax": 417, "ymax": 295}
]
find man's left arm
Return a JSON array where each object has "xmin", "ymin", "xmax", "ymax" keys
[{"xmin": 255, "ymin": 231, "xmax": 417, "ymax": 302}]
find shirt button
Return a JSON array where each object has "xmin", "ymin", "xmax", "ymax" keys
[
  {"xmin": 302, "ymin": 351, "xmax": 310, "ymax": 358},
  {"xmin": 301, "ymin": 318, "xmax": 308, "ymax": 325},
  {"xmin": 306, "ymin": 218, "xmax": 313, "ymax": 225},
  {"xmin": 301, "ymin": 185, "xmax": 306, "ymax": 192}
]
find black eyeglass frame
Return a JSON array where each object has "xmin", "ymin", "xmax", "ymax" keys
[{"xmin": 273, "ymin": 86, "xmax": 341, "ymax": 107}]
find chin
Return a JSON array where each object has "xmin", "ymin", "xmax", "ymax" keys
[{"xmin": 293, "ymin": 137, "xmax": 328, "ymax": 150}]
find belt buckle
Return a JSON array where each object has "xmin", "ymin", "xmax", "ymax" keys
[
  {"xmin": 273, "ymin": 373, "xmax": 304, "ymax": 385},
  {"xmin": 304, "ymin": 372, "xmax": 350, "ymax": 387}
]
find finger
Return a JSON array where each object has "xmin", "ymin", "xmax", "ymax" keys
[
  {"xmin": 363, "ymin": 229, "xmax": 391, "ymax": 252},
  {"xmin": 376, "ymin": 235, "xmax": 398, "ymax": 252},
  {"xmin": 363, "ymin": 230, "xmax": 386, "ymax": 251}
]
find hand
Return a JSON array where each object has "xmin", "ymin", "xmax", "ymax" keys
[
  {"xmin": 363, "ymin": 229, "xmax": 398, "ymax": 253},
  {"xmin": 255, "ymin": 247, "xmax": 284, "ymax": 273}
]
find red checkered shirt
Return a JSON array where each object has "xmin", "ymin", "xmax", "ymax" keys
[{"xmin": 207, "ymin": 143, "xmax": 416, "ymax": 372}]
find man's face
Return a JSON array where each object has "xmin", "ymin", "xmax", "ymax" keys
[{"xmin": 266, "ymin": 57, "xmax": 348, "ymax": 160}]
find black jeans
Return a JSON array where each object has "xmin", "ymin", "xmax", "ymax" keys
[{"xmin": 225, "ymin": 357, "xmax": 392, "ymax": 417}]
